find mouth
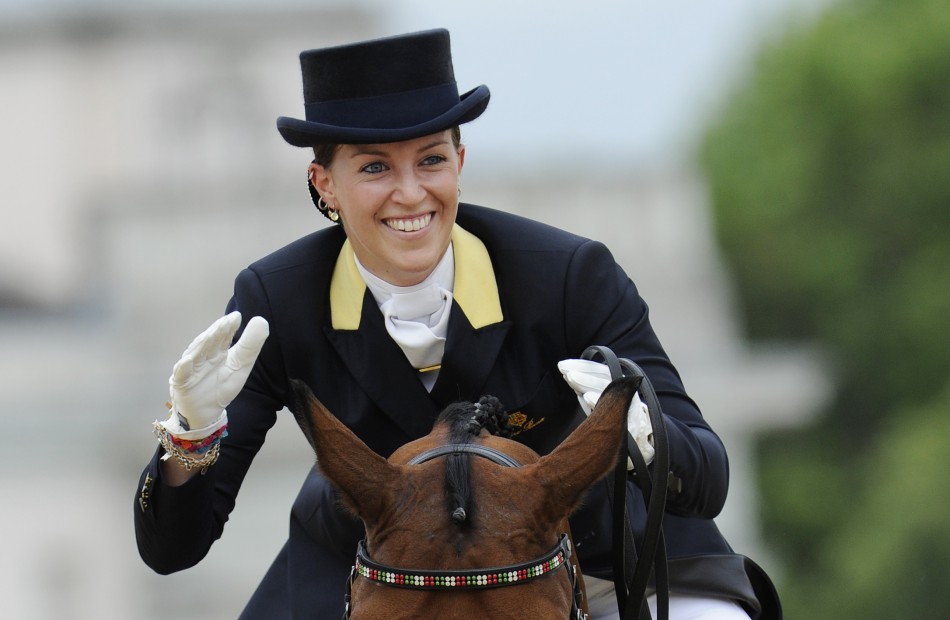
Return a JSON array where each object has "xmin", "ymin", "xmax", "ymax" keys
[{"xmin": 384, "ymin": 213, "xmax": 432, "ymax": 232}]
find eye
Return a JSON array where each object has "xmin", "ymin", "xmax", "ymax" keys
[
  {"xmin": 421, "ymin": 154, "xmax": 448, "ymax": 166},
  {"xmin": 360, "ymin": 161, "xmax": 387, "ymax": 174}
]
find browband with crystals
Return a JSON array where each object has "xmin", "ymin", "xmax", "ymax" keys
[{"xmin": 354, "ymin": 534, "xmax": 572, "ymax": 590}]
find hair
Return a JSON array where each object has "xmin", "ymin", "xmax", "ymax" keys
[
  {"xmin": 435, "ymin": 395, "xmax": 510, "ymax": 531},
  {"xmin": 312, "ymin": 126, "xmax": 463, "ymax": 169}
]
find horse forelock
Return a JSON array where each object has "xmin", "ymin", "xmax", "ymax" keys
[
  {"xmin": 431, "ymin": 396, "xmax": 511, "ymax": 535},
  {"xmin": 436, "ymin": 401, "xmax": 480, "ymax": 445}
]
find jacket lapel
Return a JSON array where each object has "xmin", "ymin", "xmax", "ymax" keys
[
  {"xmin": 325, "ymin": 291, "xmax": 441, "ymax": 440},
  {"xmin": 430, "ymin": 305, "xmax": 511, "ymax": 407}
]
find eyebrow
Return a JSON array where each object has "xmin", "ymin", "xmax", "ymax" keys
[{"xmin": 348, "ymin": 139, "xmax": 450, "ymax": 159}]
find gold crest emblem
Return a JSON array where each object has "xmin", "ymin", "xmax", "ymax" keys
[{"xmin": 506, "ymin": 411, "xmax": 545, "ymax": 436}]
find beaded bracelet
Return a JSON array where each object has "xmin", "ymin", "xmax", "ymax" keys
[
  {"xmin": 168, "ymin": 425, "xmax": 228, "ymax": 454},
  {"xmin": 153, "ymin": 421, "xmax": 228, "ymax": 473}
]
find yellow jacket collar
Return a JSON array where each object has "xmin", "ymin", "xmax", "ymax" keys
[{"xmin": 330, "ymin": 225, "xmax": 504, "ymax": 331}]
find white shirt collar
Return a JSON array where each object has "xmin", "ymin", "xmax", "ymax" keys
[{"xmin": 355, "ymin": 243, "xmax": 455, "ymax": 305}]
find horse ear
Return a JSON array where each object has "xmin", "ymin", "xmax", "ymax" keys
[
  {"xmin": 289, "ymin": 379, "xmax": 399, "ymax": 523},
  {"xmin": 531, "ymin": 376, "xmax": 638, "ymax": 518}
]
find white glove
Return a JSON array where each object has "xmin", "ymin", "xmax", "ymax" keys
[
  {"xmin": 557, "ymin": 358, "xmax": 655, "ymax": 468},
  {"xmin": 158, "ymin": 311, "xmax": 269, "ymax": 439}
]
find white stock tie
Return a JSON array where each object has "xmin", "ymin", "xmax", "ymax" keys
[
  {"xmin": 380, "ymin": 285, "xmax": 452, "ymax": 370},
  {"xmin": 354, "ymin": 246, "xmax": 455, "ymax": 390}
]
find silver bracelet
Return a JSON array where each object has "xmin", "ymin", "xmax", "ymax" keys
[{"xmin": 153, "ymin": 421, "xmax": 223, "ymax": 473}]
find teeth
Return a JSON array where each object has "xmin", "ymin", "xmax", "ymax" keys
[{"xmin": 386, "ymin": 213, "xmax": 431, "ymax": 232}]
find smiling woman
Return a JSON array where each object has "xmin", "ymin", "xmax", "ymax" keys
[
  {"xmin": 133, "ymin": 27, "xmax": 779, "ymax": 620},
  {"xmin": 309, "ymin": 132, "xmax": 464, "ymax": 287}
]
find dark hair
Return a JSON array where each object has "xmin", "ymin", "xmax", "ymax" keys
[
  {"xmin": 436, "ymin": 395, "xmax": 510, "ymax": 529},
  {"xmin": 312, "ymin": 126, "xmax": 462, "ymax": 168}
]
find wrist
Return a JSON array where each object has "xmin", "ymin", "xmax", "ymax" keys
[
  {"xmin": 153, "ymin": 421, "xmax": 227, "ymax": 473},
  {"xmin": 153, "ymin": 408, "xmax": 229, "ymax": 474},
  {"xmin": 158, "ymin": 407, "xmax": 228, "ymax": 440}
]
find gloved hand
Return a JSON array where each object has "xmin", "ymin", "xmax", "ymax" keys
[
  {"xmin": 158, "ymin": 311, "xmax": 269, "ymax": 439},
  {"xmin": 557, "ymin": 358, "xmax": 655, "ymax": 467}
]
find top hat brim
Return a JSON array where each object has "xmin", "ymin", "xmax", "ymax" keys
[{"xmin": 276, "ymin": 85, "xmax": 490, "ymax": 147}]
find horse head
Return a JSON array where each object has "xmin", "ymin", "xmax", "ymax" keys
[{"xmin": 290, "ymin": 376, "xmax": 638, "ymax": 619}]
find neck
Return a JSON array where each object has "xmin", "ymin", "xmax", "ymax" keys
[{"xmin": 356, "ymin": 244, "xmax": 455, "ymax": 304}]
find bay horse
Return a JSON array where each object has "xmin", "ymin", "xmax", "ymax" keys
[{"xmin": 290, "ymin": 376, "xmax": 638, "ymax": 619}]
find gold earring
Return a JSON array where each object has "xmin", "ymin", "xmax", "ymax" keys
[{"xmin": 318, "ymin": 197, "xmax": 340, "ymax": 222}]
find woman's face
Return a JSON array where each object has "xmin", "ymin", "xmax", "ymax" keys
[{"xmin": 311, "ymin": 130, "xmax": 464, "ymax": 287}]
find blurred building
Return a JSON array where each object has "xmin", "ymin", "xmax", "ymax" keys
[{"xmin": 0, "ymin": 6, "xmax": 828, "ymax": 619}]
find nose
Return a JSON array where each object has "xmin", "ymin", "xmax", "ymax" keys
[{"xmin": 391, "ymin": 168, "xmax": 427, "ymax": 205}]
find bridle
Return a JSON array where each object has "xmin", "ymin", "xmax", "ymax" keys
[{"xmin": 342, "ymin": 443, "xmax": 588, "ymax": 620}]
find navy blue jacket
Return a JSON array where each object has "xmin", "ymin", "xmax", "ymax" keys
[{"xmin": 135, "ymin": 204, "xmax": 774, "ymax": 618}]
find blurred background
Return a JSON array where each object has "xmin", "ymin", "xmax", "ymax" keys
[{"xmin": 1, "ymin": 0, "xmax": 947, "ymax": 618}]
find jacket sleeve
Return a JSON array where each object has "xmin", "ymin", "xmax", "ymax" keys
[
  {"xmin": 134, "ymin": 266, "xmax": 286, "ymax": 574},
  {"xmin": 562, "ymin": 239, "xmax": 729, "ymax": 519}
]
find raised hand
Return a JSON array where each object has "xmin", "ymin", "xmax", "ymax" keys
[{"xmin": 165, "ymin": 312, "xmax": 270, "ymax": 436}]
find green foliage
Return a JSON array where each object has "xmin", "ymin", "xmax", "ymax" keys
[
  {"xmin": 780, "ymin": 383, "xmax": 950, "ymax": 618},
  {"xmin": 824, "ymin": 382, "xmax": 950, "ymax": 616},
  {"xmin": 700, "ymin": 0, "xmax": 950, "ymax": 616},
  {"xmin": 704, "ymin": 0, "xmax": 950, "ymax": 421}
]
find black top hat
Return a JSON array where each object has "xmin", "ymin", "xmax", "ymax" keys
[{"xmin": 276, "ymin": 29, "xmax": 490, "ymax": 146}]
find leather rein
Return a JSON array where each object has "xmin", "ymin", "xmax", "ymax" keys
[
  {"xmin": 582, "ymin": 346, "xmax": 671, "ymax": 620},
  {"xmin": 343, "ymin": 443, "xmax": 587, "ymax": 619}
]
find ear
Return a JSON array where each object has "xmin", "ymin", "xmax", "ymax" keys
[
  {"xmin": 310, "ymin": 162, "xmax": 335, "ymax": 202},
  {"xmin": 529, "ymin": 376, "xmax": 639, "ymax": 519},
  {"xmin": 289, "ymin": 379, "xmax": 399, "ymax": 523}
]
